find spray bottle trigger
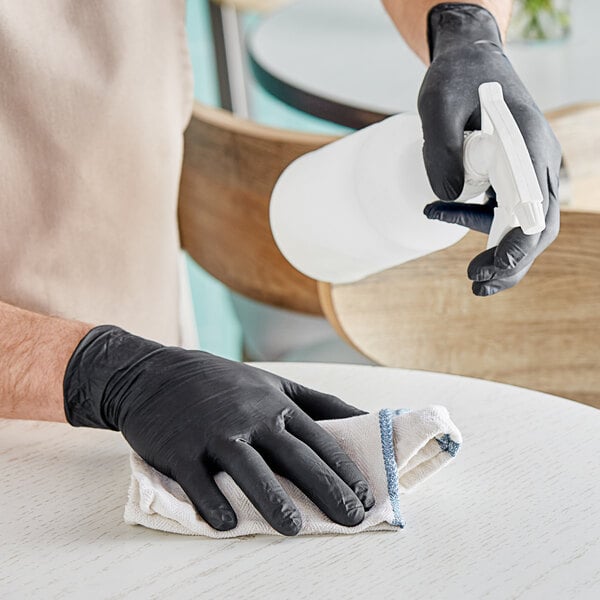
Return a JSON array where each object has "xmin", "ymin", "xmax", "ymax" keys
[{"xmin": 514, "ymin": 201, "xmax": 546, "ymax": 235}]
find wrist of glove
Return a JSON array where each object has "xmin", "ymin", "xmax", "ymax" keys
[
  {"xmin": 64, "ymin": 325, "xmax": 374, "ymax": 535},
  {"xmin": 419, "ymin": 3, "xmax": 561, "ymax": 296}
]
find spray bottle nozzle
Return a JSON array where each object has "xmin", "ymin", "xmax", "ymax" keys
[{"xmin": 462, "ymin": 82, "xmax": 546, "ymax": 248}]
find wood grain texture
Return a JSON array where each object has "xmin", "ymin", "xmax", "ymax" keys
[
  {"xmin": 546, "ymin": 103, "xmax": 600, "ymax": 212},
  {"xmin": 178, "ymin": 102, "xmax": 335, "ymax": 315},
  {"xmin": 1, "ymin": 363, "xmax": 599, "ymax": 599},
  {"xmin": 321, "ymin": 211, "xmax": 600, "ymax": 406}
]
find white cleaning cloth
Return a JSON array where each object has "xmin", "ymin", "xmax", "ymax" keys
[{"xmin": 124, "ymin": 406, "xmax": 462, "ymax": 537}]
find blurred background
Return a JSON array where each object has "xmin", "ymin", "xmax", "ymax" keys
[{"xmin": 184, "ymin": 0, "xmax": 596, "ymax": 372}]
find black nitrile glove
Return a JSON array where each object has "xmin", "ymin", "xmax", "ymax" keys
[
  {"xmin": 418, "ymin": 3, "xmax": 561, "ymax": 296},
  {"xmin": 64, "ymin": 326, "xmax": 374, "ymax": 535}
]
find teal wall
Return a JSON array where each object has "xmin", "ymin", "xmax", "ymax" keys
[{"xmin": 184, "ymin": 1, "xmax": 349, "ymax": 359}]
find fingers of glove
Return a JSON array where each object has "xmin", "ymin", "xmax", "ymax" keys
[
  {"xmin": 424, "ymin": 200, "xmax": 495, "ymax": 234},
  {"xmin": 506, "ymin": 168, "xmax": 560, "ymax": 268},
  {"xmin": 285, "ymin": 410, "xmax": 374, "ymax": 510},
  {"xmin": 468, "ymin": 170, "xmax": 559, "ymax": 285},
  {"xmin": 467, "ymin": 247, "xmax": 497, "ymax": 282},
  {"xmin": 256, "ymin": 431, "xmax": 365, "ymax": 527},
  {"xmin": 175, "ymin": 465, "xmax": 238, "ymax": 531},
  {"xmin": 472, "ymin": 262, "xmax": 533, "ymax": 297},
  {"xmin": 218, "ymin": 440, "xmax": 302, "ymax": 536},
  {"xmin": 283, "ymin": 380, "xmax": 366, "ymax": 420},
  {"xmin": 468, "ymin": 235, "xmax": 537, "ymax": 285},
  {"xmin": 494, "ymin": 227, "xmax": 541, "ymax": 270},
  {"xmin": 418, "ymin": 86, "xmax": 471, "ymax": 200}
]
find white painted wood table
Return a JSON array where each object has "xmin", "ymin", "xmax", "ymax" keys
[
  {"xmin": 1, "ymin": 363, "xmax": 599, "ymax": 599},
  {"xmin": 249, "ymin": 0, "xmax": 600, "ymax": 128}
]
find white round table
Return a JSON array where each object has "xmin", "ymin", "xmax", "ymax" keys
[
  {"xmin": 2, "ymin": 363, "xmax": 599, "ymax": 599},
  {"xmin": 249, "ymin": 0, "xmax": 600, "ymax": 128}
]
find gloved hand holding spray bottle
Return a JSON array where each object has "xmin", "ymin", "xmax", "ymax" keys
[{"xmin": 270, "ymin": 4, "xmax": 561, "ymax": 296}]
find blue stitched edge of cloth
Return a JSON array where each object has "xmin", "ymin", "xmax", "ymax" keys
[
  {"xmin": 378, "ymin": 408, "xmax": 461, "ymax": 529},
  {"xmin": 378, "ymin": 408, "xmax": 410, "ymax": 528},
  {"xmin": 435, "ymin": 433, "xmax": 461, "ymax": 457}
]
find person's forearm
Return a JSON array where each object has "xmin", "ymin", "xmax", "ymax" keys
[
  {"xmin": 382, "ymin": 0, "xmax": 513, "ymax": 63},
  {"xmin": 0, "ymin": 301, "xmax": 92, "ymax": 421}
]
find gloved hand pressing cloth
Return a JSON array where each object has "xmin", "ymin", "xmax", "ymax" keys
[{"xmin": 64, "ymin": 326, "xmax": 461, "ymax": 537}]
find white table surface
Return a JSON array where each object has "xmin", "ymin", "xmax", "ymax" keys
[
  {"xmin": 1, "ymin": 363, "xmax": 599, "ymax": 599},
  {"xmin": 249, "ymin": 0, "xmax": 600, "ymax": 121}
]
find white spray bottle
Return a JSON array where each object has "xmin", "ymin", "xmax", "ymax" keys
[{"xmin": 270, "ymin": 82, "xmax": 545, "ymax": 284}]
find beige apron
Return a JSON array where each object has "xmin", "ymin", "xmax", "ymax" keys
[{"xmin": 0, "ymin": 0, "xmax": 193, "ymax": 345}]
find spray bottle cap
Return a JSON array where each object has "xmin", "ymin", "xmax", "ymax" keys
[{"xmin": 462, "ymin": 82, "xmax": 546, "ymax": 247}]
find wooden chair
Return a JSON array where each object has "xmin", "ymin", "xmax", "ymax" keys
[
  {"xmin": 178, "ymin": 101, "xmax": 333, "ymax": 315},
  {"xmin": 178, "ymin": 101, "xmax": 600, "ymax": 407}
]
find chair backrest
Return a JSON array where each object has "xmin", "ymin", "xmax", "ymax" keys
[
  {"xmin": 319, "ymin": 104, "xmax": 600, "ymax": 407},
  {"xmin": 178, "ymin": 102, "xmax": 335, "ymax": 315}
]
